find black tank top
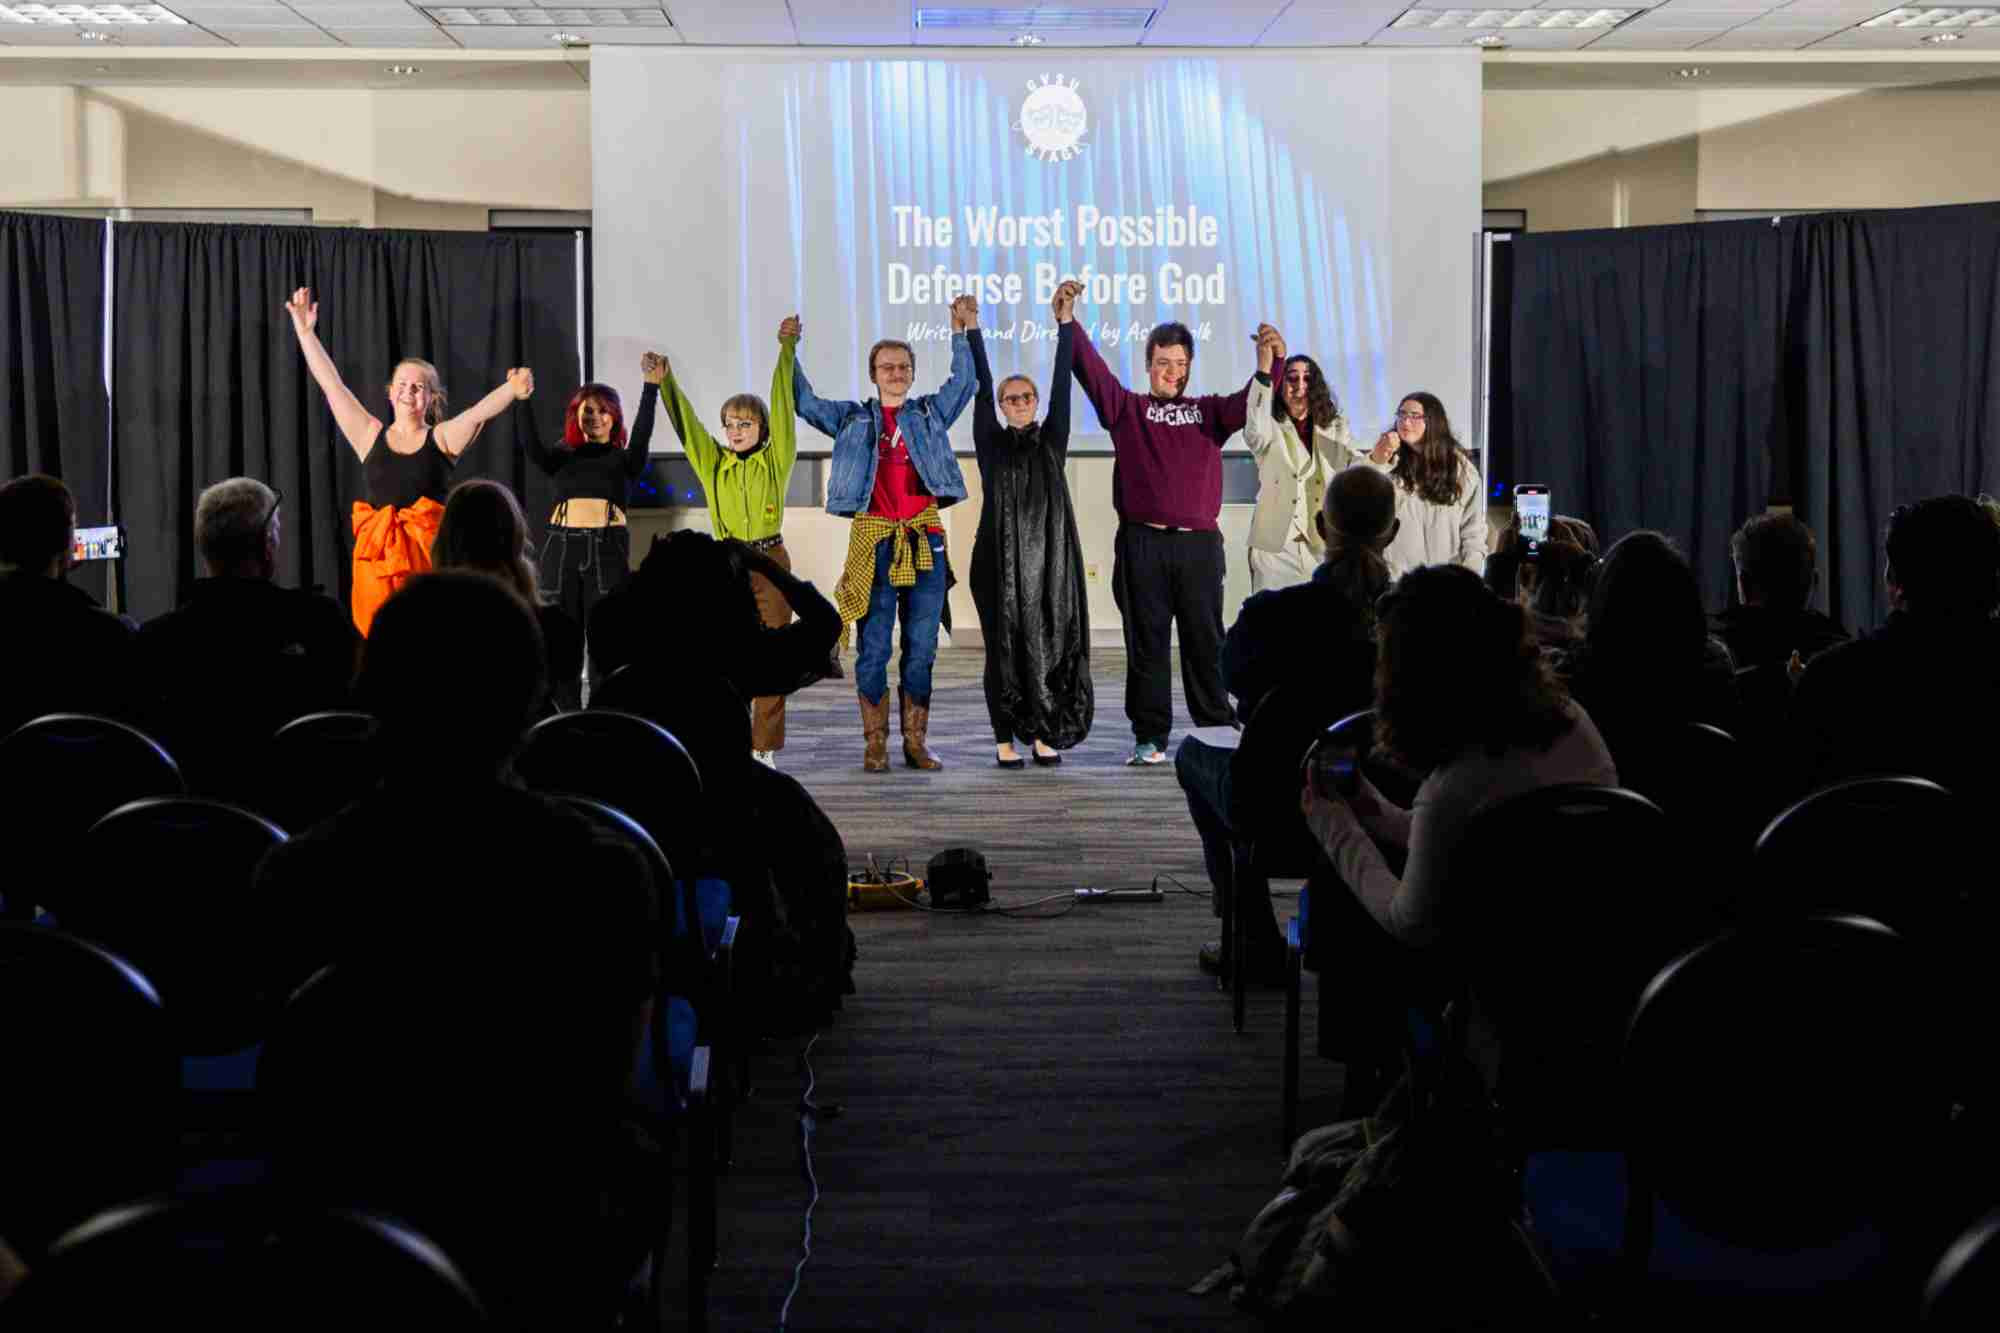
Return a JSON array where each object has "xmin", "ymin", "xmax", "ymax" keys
[{"xmin": 364, "ymin": 428, "xmax": 455, "ymax": 509}]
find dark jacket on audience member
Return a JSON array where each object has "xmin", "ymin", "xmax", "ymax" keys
[
  {"xmin": 1222, "ymin": 562, "xmax": 1379, "ymax": 724},
  {"xmin": 1555, "ymin": 634, "xmax": 1738, "ymax": 743},
  {"xmin": 1791, "ymin": 610, "xmax": 2000, "ymax": 801},
  {"xmin": 1709, "ymin": 604, "xmax": 1849, "ymax": 671},
  {"xmin": 0, "ymin": 571, "xmax": 135, "ymax": 739},
  {"xmin": 135, "ymin": 578, "xmax": 358, "ymax": 798}
]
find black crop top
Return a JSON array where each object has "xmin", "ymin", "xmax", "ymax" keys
[
  {"xmin": 520, "ymin": 384, "xmax": 657, "ymax": 515},
  {"xmin": 364, "ymin": 429, "xmax": 456, "ymax": 509}
]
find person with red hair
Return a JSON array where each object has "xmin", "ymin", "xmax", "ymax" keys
[{"xmin": 518, "ymin": 365, "xmax": 658, "ymax": 671}]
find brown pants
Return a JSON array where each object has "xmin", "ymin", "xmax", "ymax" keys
[{"xmin": 748, "ymin": 540, "xmax": 794, "ymax": 750}]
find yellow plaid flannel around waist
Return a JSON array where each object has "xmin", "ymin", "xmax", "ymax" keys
[{"xmin": 835, "ymin": 504, "xmax": 943, "ymax": 627}]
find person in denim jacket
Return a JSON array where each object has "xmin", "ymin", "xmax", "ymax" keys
[{"xmin": 794, "ymin": 298, "xmax": 977, "ymax": 771}]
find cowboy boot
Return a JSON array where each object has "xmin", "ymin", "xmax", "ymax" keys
[
  {"xmin": 859, "ymin": 692, "xmax": 891, "ymax": 773},
  {"xmin": 900, "ymin": 691, "xmax": 944, "ymax": 771}
]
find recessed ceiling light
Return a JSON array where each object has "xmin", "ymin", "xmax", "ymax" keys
[
  {"xmin": 385, "ymin": 64, "xmax": 422, "ymax": 75},
  {"xmin": 0, "ymin": 3, "xmax": 185, "ymax": 23},
  {"xmin": 1393, "ymin": 8, "xmax": 1635, "ymax": 30},
  {"xmin": 550, "ymin": 30, "xmax": 585, "ymax": 45},
  {"xmin": 1012, "ymin": 32, "xmax": 1043, "ymax": 45},
  {"xmin": 77, "ymin": 26, "xmax": 112, "ymax": 39},
  {"xmin": 1469, "ymin": 33, "xmax": 1507, "ymax": 47},
  {"xmin": 1672, "ymin": 66, "xmax": 1711, "ymax": 78},
  {"xmin": 1922, "ymin": 29, "xmax": 1966, "ymax": 39},
  {"xmin": 916, "ymin": 7, "xmax": 1157, "ymax": 31},
  {"xmin": 425, "ymin": 7, "xmax": 670, "ymax": 26},
  {"xmin": 1862, "ymin": 8, "xmax": 2000, "ymax": 29}
]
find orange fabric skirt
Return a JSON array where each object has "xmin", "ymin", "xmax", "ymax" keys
[{"xmin": 351, "ymin": 496, "xmax": 444, "ymax": 636}]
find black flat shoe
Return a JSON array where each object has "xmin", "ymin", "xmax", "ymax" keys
[
  {"xmin": 996, "ymin": 751, "xmax": 1026, "ymax": 770},
  {"xmin": 1031, "ymin": 750, "xmax": 1062, "ymax": 767}
]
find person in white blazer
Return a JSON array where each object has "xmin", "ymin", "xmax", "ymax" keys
[
  {"xmin": 1361, "ymin": 391, "xmax": 1487, "ymax": 580},
  {"xmin": 1241, "ymin": 327, "xmax": 1355, "ymax": 595}
]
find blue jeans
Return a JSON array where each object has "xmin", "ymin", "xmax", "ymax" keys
[{"xmin": 855, "ymin": 528, "xmax": 947, "ymax": 705}]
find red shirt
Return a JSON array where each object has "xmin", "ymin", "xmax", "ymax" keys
[{"xmin": 866, "ymin": 404, "xmax": 941, "ymax": 530}]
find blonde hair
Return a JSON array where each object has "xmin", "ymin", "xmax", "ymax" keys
[
  {"xmin": 387, "ymin": 357, "xmax": 449, "ymax": 427},
  {"xmin": 719, "ymin": 393, "xmax": 771, "ymax": 446},
  {"xmin": 432, "ymin": 479, "xmax": 540, "ymax": 607}
]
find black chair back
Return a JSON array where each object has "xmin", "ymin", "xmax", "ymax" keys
[
  {"xmin": 71, "ymin": 797, "xmax": 288, "ymax": 1055},
  {"xmin": 594, "ymin": 663, "xmax": 751, "ymax": 795},
  {"xmin": 264, "ymin": 710, "xmax": 379, "ymax": 834},
  {"xmin": 1751, "ymin": 775, "xmax": 1968, "ymax": 939},
  {"xmin": 4, "ymin": 1197, "xmax": 487, "ymax": 1330},
  {"xmin": 1446, "ymin": 783, "xmax": 1707, "ymax": 1141},
  {"xmin": 1624, "ymin": 915, "xmax": 1951, "ymax": 1252},
  {"xmin": 517, "ymin": 709, "xmax": 703, "ymax": 874},
  {"xmin": 0, "ymin": 713, "xmax": 184, "ymax": 918},
  {"xmin": 1230, "ymin": 689, "xmax": 1372, "ymax": 844},
  {"xmin": 1925, "ymin": 1208, "xmax": 2000, "ymax": 1329},
  {"xmin": 0, "ymin": 924, "xmax": 178, "ymax": 1256}
]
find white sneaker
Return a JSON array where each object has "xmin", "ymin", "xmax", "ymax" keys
[{"xmin": 752, "ymin": 749, "xmax": 778, "ymax": 769}]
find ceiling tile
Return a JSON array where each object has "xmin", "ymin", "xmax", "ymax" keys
[
  {"xmin": 789, "ymin": 0, "xmax": 905, "ymax": 45},
  {"xmin": 658, "ymin": 0, "xmax": 792, "ymax": 44},
  {"xmin": 212, "ymin": 26, "xmax": 345, "ymax": 42},
  {"xmin": 324, "ymin": 24, "xmax": 458, "ymax": 43},
  {"xmin": 1582, "ymin": 25, "xmax": 1724, "ymax": 42},
  {"xmin": 291, "ymin": 3, "xmax": 435, "ymax": 24},
  {"xmin": 0, "ymin": 24, "xmax": 230, "ymax": 45},
  {"xmin": 910, "ymin": 28, "xmax": 1150, "ymax": 44},
  {"xmin": 1258, "ymin": 5, "xmax": 1400, "ymax": 44},
  {"xmin": 1141, "ymin": 0, "xmax": 1285, "ymax": 46},
  {"xmin": 1371, "ymin": 27, "xmax": 1604, "ymax": 47}
]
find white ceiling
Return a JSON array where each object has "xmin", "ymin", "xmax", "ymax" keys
[{"xmin": 2, "ymin": 0, "xmax": 1998, "ymax": 55}]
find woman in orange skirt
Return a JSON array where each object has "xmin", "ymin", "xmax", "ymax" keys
[{"xmin": 284, "ymin": 286, "xmax": 534, "ymax": 635}]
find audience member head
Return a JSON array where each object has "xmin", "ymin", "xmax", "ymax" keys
[
  {"xmin": 1731, "ymin": 512, "xmax": 1818, "ymax": 613},
  {"xmin": 1885, "ymin": 495, "xmax": 2000, "ymax": 616},
  {"xmin": 1519, "ymin": 539, "xmax": 1598, "ymax": 622},
  {"xmin": 195, "ymin": 478, "xmax": 281, "ymax": 579},
  {"xmin": 1144, "ymin": 322, "xmax": 1195, "ymax": 398},
  {"xmin": 432, "ymin": 480, "xmax": 539, "ymax": 607},
  {"xmin": 1313, "ymin": 465, "xmax": 1397, "ymax": 614},
  {"xmin": 720, "ymin": 392, "xmax": 772, "ymax": 452},
  {"xmin": 1389, "ymin": 391, "xmax": 1468, "ymax": 507},
  {"xmin": 0, "ymin": 474, "xmax": 77, "ymax": 578},
  {"xmin": 631, "ymin": 528, "xmax": 763, "ymax": 645},
  {"xmin": 1550, "ymin": 515, "xmax": 1600, "ymax": 556},
  {"xmin": 1587, "ymin": 530, "xmax": 1709, "ymax": 676},
  {"xmin": 385, "ymin": 358, "xmax": 448, "ymax": 428},
  {"xmin": 358, "ymin": 572, "xmax": 544, "ymax": 775},
  {"xmin": 866, "ymin": 339, "xmax": 917, "ymax": 406},
  {"xmin": 561, "ymin": 383, "xmax": 627, "ymax": 449},
  {"xmin": 1275, "ymin": 354, "xmax": 1339, "ymax": 431},
  {"xmin": 1374, "ymin": 564, "xmax": 1572, "ymax": 771}
]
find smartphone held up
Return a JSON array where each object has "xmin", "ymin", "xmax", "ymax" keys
[{"xmin": 1513, "ymin": 484, "xmax": 1550, "ymax": 559}]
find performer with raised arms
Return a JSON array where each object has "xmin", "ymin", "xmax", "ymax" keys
[
  {"xmin": 795, "ymin": 296, "xmax": 976, "ymax": 772},
  {"xmin": 284, "ymin": 286, "xmax": 531, "ymax": 635},
  {"xmin": 1060, "ymin": 279, "xmax": 1253, "ymax": 766},
  {"xmin": 655, "ymin": 314, "xmax": 802, "ymax": 767}
]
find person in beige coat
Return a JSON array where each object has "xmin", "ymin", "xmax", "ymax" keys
[
  {"xmin": 1241, "ymin": 328, "xmax": 1355, "ymax": 595},
  {"xmin": 1360, "ymin": 391, "xmax": 1487, "ymax": 579}
]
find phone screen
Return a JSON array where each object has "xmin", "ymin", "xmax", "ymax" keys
[
  {"xmin": 1303, "ymin": 741, "xmax": 1360, "ymax": 801},
  {"xmin": 73, "ymin": 525, "xmax": 124, "ymax": 562},
  {"xmin": 1514, "ymin": 486, "xmax": 1550, "ymax": 555}
]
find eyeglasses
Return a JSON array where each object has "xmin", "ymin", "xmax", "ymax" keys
[
  {"xmin": 999, "ymin": 393, "xmax": 1037, "ymax": 406},
  {"xmin": 264, "ymin": 488, "xmax": 283, "ymax": 531},
  {"xmin": 1396, "ymin": 410, "xmax": 1426, "ymax": 422},
  {"xmin": 722, "ymin": 419, "xmax": 761, "ymax": 431}
]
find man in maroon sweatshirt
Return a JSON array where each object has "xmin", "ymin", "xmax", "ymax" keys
[{"xmin": 1058, "ymin": 280, "xmax": 1256, "ymax": 765}]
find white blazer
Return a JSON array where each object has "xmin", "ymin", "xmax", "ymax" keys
[{"xmin": 1242, "ymin": 376, "xmax": 1354, "ymax": 556}]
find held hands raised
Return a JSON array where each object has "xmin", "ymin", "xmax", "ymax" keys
[
  {"xmin": 1051, "ymin": 280, "xmax": 1080, "ymax": 325},
  {"xmin": 1254, "ymin": 323, "xmax": 1286, "ymax": 375},
  {"xmin": 284, "ymin": 286, "xmax": 318, "ymax": 333},
  {"xmin": 508, "ymin": 367, "xmax": 535, "ymax": 400},
  {"xmin": 949, "ymin": 295, "xmax": 978, "ymax": 332},
  {"xmin": 778, "ymin": 314, "xmax": 802, "ymax": 342},
  {"xmin": 640, "ymin": 352, "xmax": 669, "ymax": 385}
]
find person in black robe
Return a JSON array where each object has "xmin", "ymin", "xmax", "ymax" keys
[{"xmin": 966, "ymin": 320, "xmax": 1092, "ymax": 768}]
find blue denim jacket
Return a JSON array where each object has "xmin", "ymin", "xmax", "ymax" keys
[{"xmin": 795, "ymin": 334, "xmax": 975, "ymax": 516}]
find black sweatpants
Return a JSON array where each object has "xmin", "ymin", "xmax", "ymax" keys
[{"xmin": 1111, "ymin": 521, "xmax": 1235, "ymax": 747}]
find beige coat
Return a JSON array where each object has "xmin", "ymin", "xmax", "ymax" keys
[
  {"xmin": 1242, "ymin": 376, "xmax": 1354, "ymax": 556},
  {"xmin": 1343, "ymin": 443, "xmax": 1488, "ymax": 581}
]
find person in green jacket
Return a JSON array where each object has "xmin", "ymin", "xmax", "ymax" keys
[{"xmin": 655, "ymin": 313, "xmax": 802, "ymax": 767}]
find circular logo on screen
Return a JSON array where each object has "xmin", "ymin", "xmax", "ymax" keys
[{"xmin": 1017, "ymin": 75, "xmax": 1088, "ymax": 163}]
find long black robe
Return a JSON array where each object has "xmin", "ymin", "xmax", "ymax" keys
[{"xmin": 967, "ymin": 325, "xmax": 1093, "ymax": 748}]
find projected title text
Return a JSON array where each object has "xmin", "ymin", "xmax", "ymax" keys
[{"xmin": 886, "ymin": 203, "xmax": 1228, "ymax": 341}]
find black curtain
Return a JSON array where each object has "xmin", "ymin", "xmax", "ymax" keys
[
  {"xmin": 113, "ymin": 224, "xmax": 579, "ymax": 621},
  {"xmin": 1508, "ymin": 218, "xmax": 1788, "ymax": 612},
  {"xmin": 1794, "ymin": 204, "xmax": 2000, "ymax": 630},
  {"xmin": 1509, "ymin": 201, "xmax": 2000, "ymax": 633},
  {"xmin": 1, "ymin": 210, "xmax": 113, "ymax": 604}
]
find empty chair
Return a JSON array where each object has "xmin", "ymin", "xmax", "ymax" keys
[
  {"xmin": 1750, "ymin": 776, "xmax": 1968, "ymax": 937},
  {"xmin": 0, "ymin": 713, "xmax": 183, "ymax": 919},
  {"xmin": 516, "ymin": 708, "xmax": 704, "ymax": 883},
  {"xmin": 1621, "ymin": 916, "xmax": 1956, "ymax": 1321},
  {"xmin": 0, "ymin": 924, "xmax": 178, "ymax": 1257},
  {"xmin": 261, "ymin": 710, "xmax": 378, "ymax": 834},
  {"xmin": 3, "ymin": 1197, "xmax": 487, "ymax": 1330},
  {"xmin": 68, "ymin": 797, "xmax": 287, "ymax": 1060}
]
